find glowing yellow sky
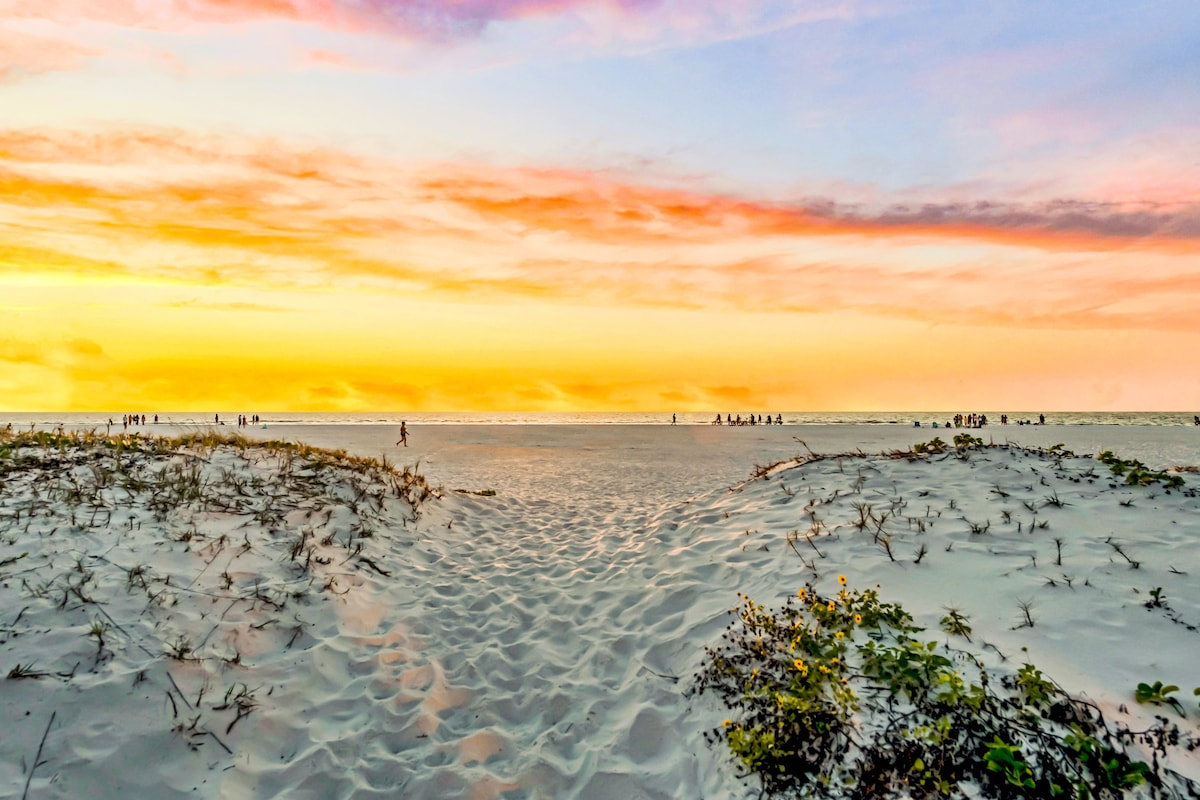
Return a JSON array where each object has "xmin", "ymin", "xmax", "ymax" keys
[{"xmin": 2, "ymin": 128, "xmax": 1198, "ymax": 411}]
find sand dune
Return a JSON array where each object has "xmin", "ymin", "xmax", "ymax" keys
[{"xmin": 3, "ymin": 426, "xmax": 1199, "ymax": 798}]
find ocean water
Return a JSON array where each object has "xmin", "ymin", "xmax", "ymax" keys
[{"xmin": 2, "ymin": 410, "xmax": 1199, "ymax": 427}]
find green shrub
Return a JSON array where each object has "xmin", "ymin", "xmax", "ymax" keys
[{"xmin": 695, "ymin": 583, "xmax": 1193, "ymax": 799}]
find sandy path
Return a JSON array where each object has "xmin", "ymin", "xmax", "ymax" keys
[{"xmin": 305, "ymin": 481, "xmax": 735, "ymax": 798}]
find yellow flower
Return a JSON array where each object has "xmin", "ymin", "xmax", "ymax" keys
[
  {"xmin": 854, "ymin": 614, "xmax": 863, "ymax": 625},
  {"xmin": 793, "ymin": 659, "xmax": 806, "ymax": 672},
  {"xmin": 723, "ymin": 719, "xmax": 732, "ymax": 727},
  {"xmin": 838, "ymin": 574, "xmax": 847, "ymax": 586},
  {"xmin": 826, "ymin": 601, "xmax": 836, "ymax": 611},
  {"xmin": 835, "ymin": 631, "xmax": 845, "ymax": 640},
  {"xmin": 797, "ymin": 587, "xmax": 806, "ymax": 598}
]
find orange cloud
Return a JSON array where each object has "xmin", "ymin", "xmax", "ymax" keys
[
  {"xmin": 428, "ymin": 166, "xmax": 1200, "ymax": 252},
  {"xmin": 3, "ymin": 125, "xmax": 1199, "ymax": 338}
]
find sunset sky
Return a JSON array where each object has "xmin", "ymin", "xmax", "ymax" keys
[{"xmin": 2, "ymin": 1, "xmax": 1199, "ymax": 411}]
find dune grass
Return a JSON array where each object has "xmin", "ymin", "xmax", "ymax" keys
[{"xmin": 1, "ymin": 426, "xmax": 436, "ymax": 761}]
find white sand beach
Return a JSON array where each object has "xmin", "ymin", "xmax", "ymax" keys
[{"xmin": 3, "ymin": 424, "xmax": 1200, "ymax": 798}]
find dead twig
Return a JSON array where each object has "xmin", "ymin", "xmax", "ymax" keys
[{"xmin": 22, "ymin": 710, "xmax": 57, "ymax": 800}]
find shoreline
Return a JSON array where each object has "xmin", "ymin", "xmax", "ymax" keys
[{"xmin": 5, "ymin": 410, "xmax": 1200, "ymax": 429}]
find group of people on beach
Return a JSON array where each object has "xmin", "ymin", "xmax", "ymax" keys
[
  {"xmin": 926, "ymin": 413, "xmax": 1047, "ymax": 429},
  {"xmin": 105, "ymin": 413, "xmax": 262, "ymax": 431},
  {"xmin": 109, "ymin": 413, "xmax": 157, "ymax": 431},
  {"xmin": 211, "ymin": 413, "xmax": 258, "ymax": 427},
  {"xmin": 710, "ymin": 413, "xmax": 783, "ymax": 426}
]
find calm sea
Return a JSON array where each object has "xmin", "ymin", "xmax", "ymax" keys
[{"xmin": 2, "ymin": 411, "xmax": 1199, "ymax": 428}]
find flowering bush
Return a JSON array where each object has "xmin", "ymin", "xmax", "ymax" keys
[{"xmin": 695, "ymin": 582, "xmax": 1194, "ymax": 799}]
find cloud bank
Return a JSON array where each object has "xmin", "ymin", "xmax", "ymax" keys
[{"xmin": 2, "ymin": 126, "xmax": 1198, "ymax": 335}]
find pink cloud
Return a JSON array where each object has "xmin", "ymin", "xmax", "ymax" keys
[
  {"xmin": 0, "ymin": 0, "xmax": 598, "ymax": 36},
  {"xmin": 1074, "ymin": 131, "xmax": 1200, "ymax": 210},
  {"xmin": 0, "ymin": 1, "xmax": 874, "ymax": 81},
  {"xmin": 4, "ymin": 1, "xmax": 856, "ymax": 45}
]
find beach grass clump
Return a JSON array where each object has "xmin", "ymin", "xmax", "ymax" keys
[{"xmin": 696, "ymin": 582, "xmax": 1195, "ymax": 799}]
